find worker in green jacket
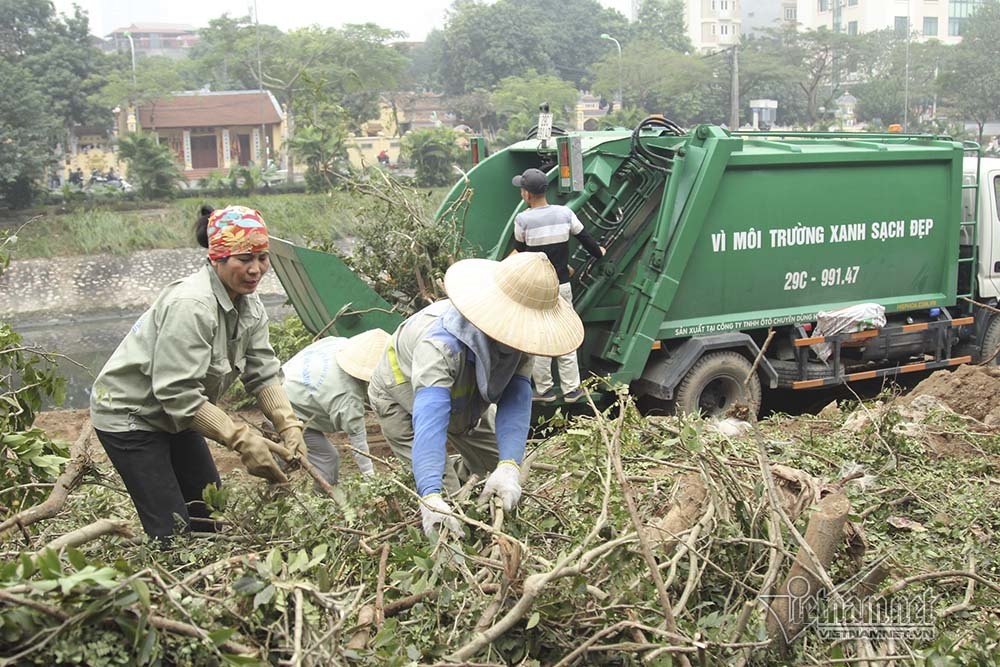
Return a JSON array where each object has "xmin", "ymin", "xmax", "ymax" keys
[
  {"xmin": 279, "ymin": 328, "xmax": 391, "ymax": 483},
  {"xmin": 90, "ymin": 204, "xmax": 307, "ymax": 539}
]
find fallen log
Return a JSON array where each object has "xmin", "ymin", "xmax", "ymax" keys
[
  {"xmin": 766, "ymin": 491, "xmax": 851, "ymax": 653},
  {"xmin": 646, "ymin": 472, "xmax": 708, "ymax": 555},
  {"xmin": 347, "ymin": 604, "xmax": 376, "ymax": 650},
  {"xmin": 0, "ymin": 420, "xmax": 95, "ymax": 541},
  {"xmin": 33, "ymin": 518, "xmax": 133, "ymax": 557}
]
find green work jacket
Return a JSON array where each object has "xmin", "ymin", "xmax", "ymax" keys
[
  {"xmin": 282, "ymin": 337, "xmax": 366, "ymax": 437},
  {"xmin": 90, "ymin": 263, "xmax": 280, "ymax": 433}
]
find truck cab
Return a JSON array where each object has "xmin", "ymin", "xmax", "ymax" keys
[{"xmin": 967, "ymin": 157, "xmax": 1000, "ymax": 302}]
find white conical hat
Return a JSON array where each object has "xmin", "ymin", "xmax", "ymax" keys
[
  {"xmin": 335, "ymin": 329, "xmax": 392, "ymax": 381},
  {"xmin": 444, "ymin": 252, "xmax": 584, "ymax": 357}
]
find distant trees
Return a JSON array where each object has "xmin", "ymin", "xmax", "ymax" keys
[
  {"xmin": 4, "ymin": 0, "xmax": 1000, "ymax": 206},
  {"xmin": 491, "ymin": 71, "xmax": 580, "ymax": 142},
  {"xmin": 0, "ymin": 60, "xmax": 61, "ymax": 207},
  {"xmin": 632, "ymin": 0, "xmax": 692, "ymax": 54},
  {"xmin": 439, "ymin": 0, "xmax": 627, "ymax": 95},
  {"xmin": 191, "ymin": 17, "xmax": 407, "ymax": 181},
  {"xmin": 591, "ymin": 41, "xmax": 712, "ymax": 125},
  {"xmin": 0, "ymin": 0, "xmax": 108, "ymax": 207},
  {"xmin": 938, "ymin": 1, "xmax": 1000, "ymax": 142}
]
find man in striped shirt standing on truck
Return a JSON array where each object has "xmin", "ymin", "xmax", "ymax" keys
[{"xmin": 512, "ymin": 168, "xmax": 605, "ymax": 403}]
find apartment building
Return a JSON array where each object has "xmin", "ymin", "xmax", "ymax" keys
[
  {"xmin": 794, "ymin": 0, "xmax": 985, "ymax": 43},
  {"xmin": 688, "ymin": 0, "xmax": 742, "ymax": 51},
  {"xmin": 106, "ymin": 23, "xmax": 198, "ymax": 59}
]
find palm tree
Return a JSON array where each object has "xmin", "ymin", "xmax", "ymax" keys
[
  {"xmin": 402, "ymin": 127, "xmax": 463, "ymax": 187},
  {"xmin": 116, "ymin": 133, "xmax": 182, "ymax": 199},
  {"xmin": 289, "ymin": 126, "xmax": 348, "ymax": 193}
]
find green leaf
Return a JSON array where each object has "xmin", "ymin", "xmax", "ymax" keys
[
  {"xmin": 36, "ymin": 548, "xmax": 62, "ymax": 578},
  {"xmin": 372, "ymin": 618, "xmax": 400, "ymax": 649},
  {"xmin": 288, "ymin": 549, "xmax": 308, "ymax": 574},
  {"xmin": 132, "ymin": 579, "xmax": 151, "ymax": 609},
  {"xmin": 253, "ymin": 584, "xmax": 275, "ymax": 609},
  {"xmin": 30, "ymin": 580, "xmax": 58, "ymax": 593},
  {"xmin": 526, "ymin": 611, "xmax": 540, "ymax": 629},
  {"xmin": 17, "ymin": 553, "xmax": 34, "ymax": 579},
  {"xmin": 232, "ymin": 575, "xmax": 266, "ymax": 596},
  {"xmin": 137, "ymin": 627, "xmax": 157, "ymax": 665},
  {"xmin": 66, "ymin": 548, "xmax": 87, "ymax": 571},
  {"xmin": 209, "ymin": 628, "xmax": 236, "ymax": 646},
  {"xmin": 50, "ymin": 381, "xmax": 66, "ymax": 407},
  {"xmin": 266, "ymin": 548, "xmax": 283, "ymax": 575},
  {"xmin": 308, "ymin": 543, "xmax": 328, "ymax": 568}
]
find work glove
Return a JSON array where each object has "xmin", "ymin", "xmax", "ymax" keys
[
  {"xmin": 419, "ymin": 493, "xmax": 463, "ymax": 538},
  {"xmin": 257, "ymin": 384, "xmax": 308, "ymax": 461},
  {"xmin": 192, "ymin": 401, "xmax": 289, "ymax": 484},
  {"xmin": 479, "ymin": 460, "xmax": 522, "ymax": 512},
  {"xmin": 348, "ymin": 431, "xmax": 376, "ymax": 477}
]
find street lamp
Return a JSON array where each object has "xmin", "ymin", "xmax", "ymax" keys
[
  {"xmin": 600, "ymin": 33, "xmax": 622, "ymax": 111},
  {"xmin": 122, "ymin": 31, "xmax": 136, "ymax": 84}
]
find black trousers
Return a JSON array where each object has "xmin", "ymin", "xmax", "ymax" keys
[{"xmin": 96, "ymin": 428, "xmax": 222, "ymax": 538}]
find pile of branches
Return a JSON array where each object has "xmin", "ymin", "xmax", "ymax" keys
[
  {"xmin": 308, "ymin": 169, "xmax": 474, "ymax": 315},
  {"xmin": 1, "ymin": 391, "xmax": 998, "ymax": 666}
]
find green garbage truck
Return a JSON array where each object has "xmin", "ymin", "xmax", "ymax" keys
[{"xmin": 269, "ymin": 120, "xmax": 1000, "ymax": 415}]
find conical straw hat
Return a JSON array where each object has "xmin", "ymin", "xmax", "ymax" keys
[
  {"xmin": 444, "ymin": 252, "xmax": 584, "ymax": 357},
  {"xmin": 335, "ymin": 328, "xmax": 392, "ymax": 381}
]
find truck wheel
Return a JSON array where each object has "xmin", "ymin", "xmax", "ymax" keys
[
  {"xmin": 674, "ymin": 351, "xmax": 761, "ymax": 417},
  {"xmin": 981, "ymin": 316, "xmax": 1000, "ymax": 365}
]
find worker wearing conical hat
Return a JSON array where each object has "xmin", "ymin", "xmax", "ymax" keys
[
  {"xmin": 368, "ymin": 252, "xmax": 584, "ymax": 537},
  {"xmin": 279, "ymin": 329, "xmax": 390, "ymax": 483}
]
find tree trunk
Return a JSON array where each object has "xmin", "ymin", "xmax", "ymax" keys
[
  {"xmin": 646, "ymin": 473, "xmax": 708, "ymax": 556},
  {"xmin": 285, "ymin": 98, "xmax": 295, "ymax": 184},
  {"xmin": 766, "ymin": 491, "xmax": 851, "ymax": 653}
]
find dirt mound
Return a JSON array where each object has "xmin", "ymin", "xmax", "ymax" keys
[{"xmin": 902, "ymin": 364, "xmax": 1000, "ymax": 425}]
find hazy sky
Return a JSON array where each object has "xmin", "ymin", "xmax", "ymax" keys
[{"xmin": 52, "ymin": 0, "xmax": 634, "ymax": 40}]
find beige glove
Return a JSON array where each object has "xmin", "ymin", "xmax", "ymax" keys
[
  {"xmin": 257, "ymin": 384, "xmax": 308, "ymax": 461},
  {"xmin": 192, "ymin": 401, "xmax": 289, "ymax": 484}
]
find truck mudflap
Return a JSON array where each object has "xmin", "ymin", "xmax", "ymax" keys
[
  {"xmin": 268, "ymin": 237, "xmax": 404, "ymax": 338},
  {"xmin": 633, "ymin": 333, "xmax": 779, "ymax": 401},
  {"xmin": 786, "ymin": 316, "xmax": 974, "ymax": 389}
]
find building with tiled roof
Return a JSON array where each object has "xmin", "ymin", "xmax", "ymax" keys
[{"xmin": 126, "ymin": 90, "xmax": 286, "ymax": 181}]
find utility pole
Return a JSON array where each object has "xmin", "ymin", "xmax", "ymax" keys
[
  {"xmin": 123, "ymin": 31, "xmax": 136, "ymax": 85},
  {"xmin": 903, "ymin": 0, "xmax": 911, "ymax": 130},
  {"xmin": 600, "ymin": 33, "xmax": 623, "ymax": 112},
  {"xmin": 730, "ymin": 43, "xmax": 740, "ymax": 130}
]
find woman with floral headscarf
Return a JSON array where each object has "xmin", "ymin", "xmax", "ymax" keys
[{"xmin": 90, "ymin": 204, "xmax": 307, "ymax": 540}]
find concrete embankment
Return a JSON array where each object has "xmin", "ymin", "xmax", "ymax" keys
[{"xmin": 0, "ymin": 247, "xmax": 287, "ymax": 322}]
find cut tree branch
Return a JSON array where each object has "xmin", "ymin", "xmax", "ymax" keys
[{"xmin": 0, "ymin": 420, "xmax": 95, "ymax": 540}]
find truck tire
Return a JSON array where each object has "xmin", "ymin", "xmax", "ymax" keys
[
  {"xmin": 981, "ymin": 315, "xmax": 1000, "ymax": 365},
  {"xmin": 674, "ymin": 351, "xmax": 761, "ymax": 417}
]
